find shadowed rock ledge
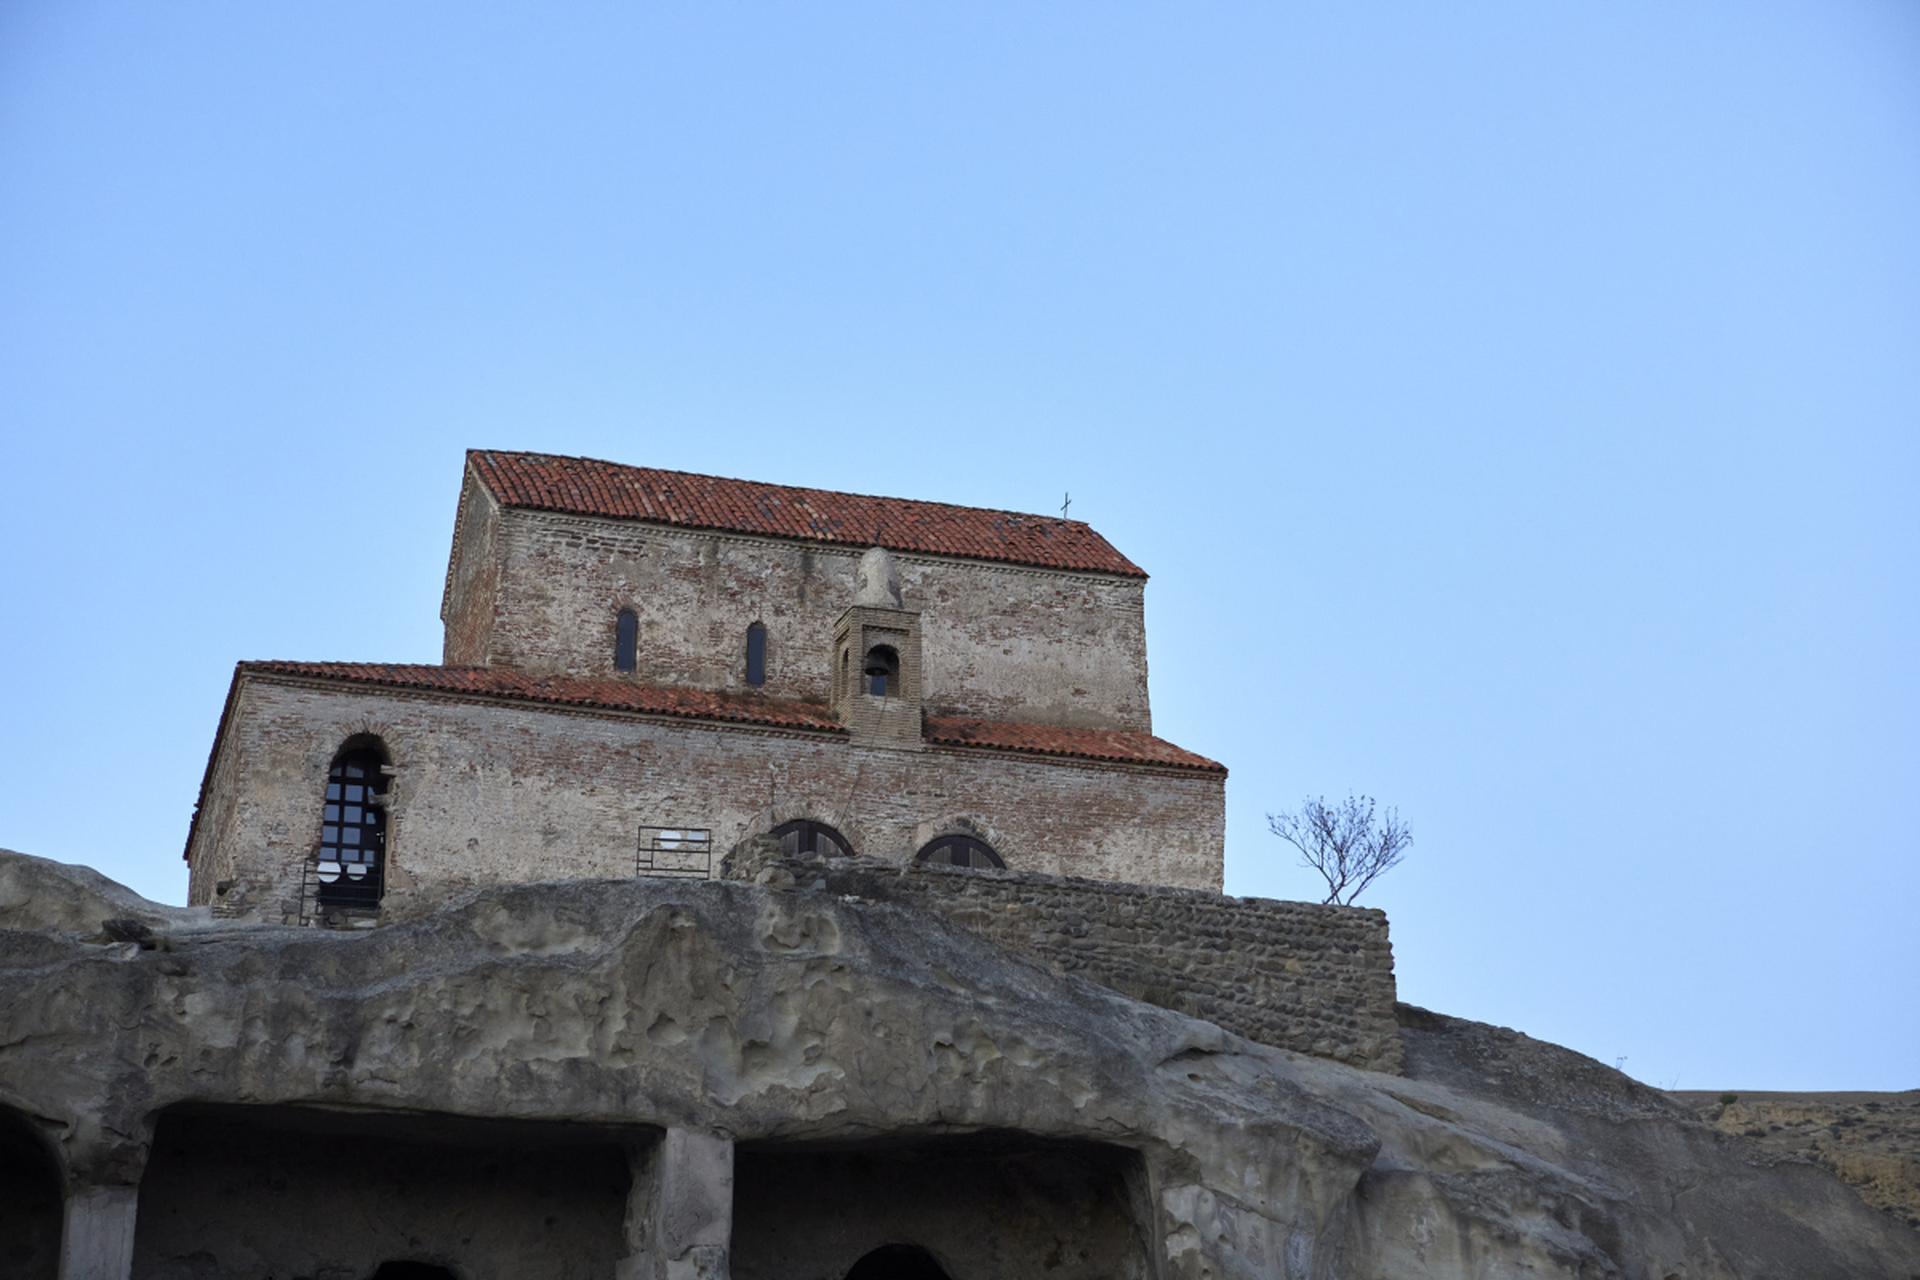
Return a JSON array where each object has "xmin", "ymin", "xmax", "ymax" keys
[{"xmin": 1, "ymin": 849, "xmax": 1915, "ymax": 1279}]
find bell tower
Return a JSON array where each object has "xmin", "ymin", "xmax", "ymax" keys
[{"xmin": 830, "ymin": 547, "xmax": 925, "ymax": 751}]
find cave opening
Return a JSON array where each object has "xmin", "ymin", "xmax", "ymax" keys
[
  {"xmin": 844, "ymin": 1243, "xmax": 952, "ymax": 1280},
  {"xmin": 134, "ymin": 1104, "xmax": 653, "ymax": 1280},
  {"xmin": 730, "ymin": 1133, "xmax": 1148, "ymax": 1280},
  {"xmin": 0, "ymin": 1105, "xmax": 62, "ymax": 1280}
]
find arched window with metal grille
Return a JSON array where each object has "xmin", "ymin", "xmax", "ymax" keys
[
  {"xmin": 770, "ymin": 819, "xmax": 853, "ymax": 859},
  {"xmin": 316, "ymin": 743, "xmax": 389, "ymax": 910},
  {"xmin": 914, "ymin": 834, "xmax": 1005, "ymax": 870}
]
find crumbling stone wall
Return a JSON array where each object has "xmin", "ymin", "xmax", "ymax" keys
[
  {"xmin": 441, "ymin": 502, "xmax": 1155, "ymax": 732},
  {"xmin": 756, "ymin": 852, "xmax": 1403, "ymax": 1074}
]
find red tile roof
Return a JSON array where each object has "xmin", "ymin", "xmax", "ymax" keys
[
  {"xmin": 237, "ymin": 662, "xmax": 1222, "ymax": 773},
  {"xmin": 467, "ymin": 450, "xmax": 1147, "ymax": 578},
  {"xmin": 242, "ymin": 662, "xmax": 845, "ymax": 733},
  {"xmin": 923, "ymin": 715, "xmax": 1224, "ymax": 773}
]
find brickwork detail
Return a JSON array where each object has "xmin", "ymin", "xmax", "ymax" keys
[
  {"xmin": 184, "ymin": 675, "xmax": 1226, "ymax": 923},
  {"xmin": 752, "ymin": 853, "xmax": 1404, "ymax": 1075},
  {"xmin": 441, "ymin": 504, "xmax": 1154, "ymax": 733}
]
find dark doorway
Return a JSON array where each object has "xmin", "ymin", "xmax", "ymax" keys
[
  {"xmin": 845, "ymin": 1244, "xmax": 950, "ymax": 1280},
  {"xmin": 136, "ymin": 1105, "xmax": 641, "ymax": 1280},
  {"xmin": 731, "ymin": 1134, "xmax": 1148, "ymax": 1280},
  {"xmin": 0, "ymin": 1107, "xmax": 62, "ymax": 1280}
]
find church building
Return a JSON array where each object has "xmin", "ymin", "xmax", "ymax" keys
[{"xmin": 184, "ymin": 450, "xmax": 1226, "ymax": 924}]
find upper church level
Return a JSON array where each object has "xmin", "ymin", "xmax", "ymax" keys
[{"xmin": 441, "ymin": 450, "xmax": 1155, "ymax": 733}]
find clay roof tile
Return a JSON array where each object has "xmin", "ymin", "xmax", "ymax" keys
[
  {"xmin": 466, "ymin": 450, "xmax": 1146, "ymax": 578},
  {"xmin": 234, "ymin": 662, "xmax": 1222, "ymax": 774}
]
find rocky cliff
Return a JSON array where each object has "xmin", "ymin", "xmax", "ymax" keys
[
  {"xmin": 1, "ymin": 848, "xmax": 1915, "ymax": 1279},
  {"xmin": 1670, "ymin": 1089, "xmax": 1920, "ymax": 1234}
]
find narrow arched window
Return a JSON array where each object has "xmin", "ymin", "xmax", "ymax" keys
[
  {"xmin": 615, "ymin": 609, "xmax": 638, "ymax": 671},
  {"xmin": 317, "ymin": 743, "xmax": 389, "ymax": 910},
  {"xmin": 770, "ymin": 819, "xmax": 853, "ymax": 858},
  {"xmin": 745, "ymin": 622, "xmax": 767, "ymax": 686},
  {"xmin": 916, "ymin": 834, "xmax": 1005, "ymax": 870},
  {"xmin": 864, "ymin": 645, "xmax": 899, "ymax": 697}
]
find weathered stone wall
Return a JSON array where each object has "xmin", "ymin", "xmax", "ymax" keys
[
  {"xmin": 441, "ymin": 502, "xmax": 1155, "ymax": 732},
  {"xmin": 187, "ymin": 674, "xmax": 1225, "ymax": 920},
  {"xmin": 183, "ymin": 687, "xmax": 248, "ymax": 914},
  {"xmin": 777, "ymin": 854, "xmax": 1403, "ymax": 1075},
  {"xmin": 440, "ymin": 469, "xmax": 503, "ymax": 670}
]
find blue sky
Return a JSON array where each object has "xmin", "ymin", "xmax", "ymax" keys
[{"xmin": 2, "ymin": 1, "xmax": 1914, "ymax": 1091}]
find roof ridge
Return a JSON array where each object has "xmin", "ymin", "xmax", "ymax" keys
[
  {"xmin": 463, "ymin": 449, "xmax": 1147, "ymax": 578},
  {"xmin": 469, "ymin": 448, "xmax": 1100, "ymax": 531}
]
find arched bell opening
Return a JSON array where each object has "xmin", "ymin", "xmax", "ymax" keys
[
  {"xmin": 863, "ymin": 645, "xmax": 900, "ymax": 697},
  {"xmin": 845, "ymin": 1243, "xmax": 952, "ymax": 1280}
]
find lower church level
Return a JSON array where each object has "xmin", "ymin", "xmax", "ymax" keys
[{"xmin": 185, "ymin": 661, "xmax": 1226, "ymax": 925}]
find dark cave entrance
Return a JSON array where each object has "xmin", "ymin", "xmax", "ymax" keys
[
  {"xmin": 370, "ymin": 1264, "xmax": 461, "ymax": 1280},
  {"xmin": 844, "ymin": 1243, "xmax": 952, "ymax": 1280},
  {"xmin": 134, "ymin": 1105, "xmax": 653, "ymax": 1280},
  {"xmin": 0, "ymin": 1105, "xmax": 63, "ymax": 1280},
  {"xmin": 729, "ymin": 1133, "xmax": 1149, "ymax": 1280}
]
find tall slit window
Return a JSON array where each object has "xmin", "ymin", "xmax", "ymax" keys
[
  {"xmin": 745, "ymin": 622, "xmax": 767, "ymax": 686},
  {"xmin": 615, "ymin": 609, "xmax": 638, "ymax": 671},
  {"xmin": 317, "ymin": 746, "xmax": 389, "ymax": 909}
]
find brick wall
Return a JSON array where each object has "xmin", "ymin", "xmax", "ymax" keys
[
  {"xmin": 440, "ymin": 500, "xmax": 1154, "ymax": 732},
  {"xmin": 187, "ymin": 673, "xmax": 1225, "ymax": 922},
  {"xmin": 762, "ymin": 854, "xmax": 1403, "ymax": 1075},
  {"xmin": 440, "ymin": 470, "xmax": 502, "ymax": 667}
]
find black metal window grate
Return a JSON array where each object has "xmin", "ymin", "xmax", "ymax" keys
[
  {"xmin": 637, "ymin": 827, "xmax": 713, "ymax": 879},
  {"xmin": 314, "ymin": 749, "xmax": 387, "ymax": 913}
]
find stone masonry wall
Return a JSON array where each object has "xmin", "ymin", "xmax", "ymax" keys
[
  {"xmin": 440, "ymin": 470, "xmax": 503, "ymax": 670},
  {"xmin": 441, "ymin": 501, "xmax": 1154, "ymax": 732},
  {"xmin": 186, "ymin": 674, "xmax": 1224, "ymax": 922},
  {"xmin": 760, "ymin": 853, "xmax": 1403, "ymax": 1075}
]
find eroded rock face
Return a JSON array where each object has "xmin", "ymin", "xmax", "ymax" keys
[
  {"xmin": 0, "ymin": 849, "xmax": 1916, "ymax": 1280},
  {"xmin": 1670, "ymin": 1089, "xmax": 1920, "ymax": 1232}
]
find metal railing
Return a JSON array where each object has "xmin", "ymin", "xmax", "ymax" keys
[
  {"xmin": 298, "ymin": 856, "xmax": 385, "ymax": 926},
  {"xmin": 636, "ymin": 827, "xmax": 713, "ymax": 880}
]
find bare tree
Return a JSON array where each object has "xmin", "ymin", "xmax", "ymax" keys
[{"xmin": 1267, "ymin": 794, "xmax": 1411, "ymax": 905}]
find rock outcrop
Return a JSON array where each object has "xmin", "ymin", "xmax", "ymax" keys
[
  {"xmin": 1, "ymin": 849, "xmax": 1915, "ymax": 1279},
  {"xmin": 1670, "ymin": 1089, "xmax": 1920, "ymax": 1233}
]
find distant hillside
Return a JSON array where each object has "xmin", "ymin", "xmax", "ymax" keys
[{"xmin": 1670, "ymin": 1090, "xmax": 1920, "ymax": 1230}]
